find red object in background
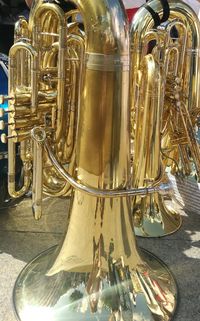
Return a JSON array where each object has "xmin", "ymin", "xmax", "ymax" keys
[{"xmin": 126, "ymin": 8, "xmax": 139, "ymax": 22}]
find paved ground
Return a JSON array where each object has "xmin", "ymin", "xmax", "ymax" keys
[{"xmin": 0, "ymin": 196, "xmax": 200, "ymax": 321}]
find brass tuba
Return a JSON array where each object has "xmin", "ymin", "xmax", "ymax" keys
[
  {"xmin": 0, "ymin": 0, "xmax": 84, "ymax": 218},
  {"xmin": 160, "ymin": 3, "xmax": 200, "ymax": 181},
  {"xmin": 1, "ymin": 0, "xmax": 178, "ymax": 320},
  {"xmin": 129, "ymin": 0, "xmax": 200, "ymax": 237}
]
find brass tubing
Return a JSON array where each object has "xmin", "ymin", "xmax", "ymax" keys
[
  {"xmin": 44, "ymin": 139, "xmax": 172, "ymax": 198},
  {"xmin": 8, "ymin": 138, "xmax": 31, "ymax": 198},
  {"xmin": 12, "ymin": 3, "xmax": 178, "ymax": 320},
  {"xmin": 133, "ymin": 54, "xmax": 162, "ymax": 188},
  {"xmin": 14, "ymin": 16, "xmax": 29, "ymax": 41},
  {"xmin": 19, "ymin": 140, "xmax": 27, "ymax": 162},
  {"xmin": 63, "ymin": 0, "xmax": 130, "ymax": 191},
  {"xmin": 28, "ymin": 5, "xmax": 85, "ymax": 197},
  {"xmin": 63, "ymin": 35, "xmax": 84, "ymax": 162},
  {"xmin": 31, "ymin": 3, "xmax": 67, "ymax": 141},
  {"xmin": 31, "ymin": 129, "xmax": 44, "ymax": 220},
  {"xmin": 159, "ymin": 18, "xmax": 200, "ymax": 177},
  {"xmin": 7, "ymin": 43, "xmax": 37, "ymax": 198},
  {"xmin": 9, "ymin": 117, "xmax": 42, "ymax": 129},
  {"xmin": 179, "ymin": 103, "xmax": 200, "ymax": 177},
  {"xmin": 7, "ymin": 103, "xmax": 56, "ymax": 119},
  {"xmin": 129, "ymin": 2, "xmax": 188, "ymax": 236},
  {"xmin": 9, "ymin": 42, "xmax": 38, "ymax": 112},
  {"xmin": 42, "ymin": 179, "xmax": 71, "ymax": 197},
  {"xmin": 130, "ymin": 0, "xmax": 200, "ymax": 112}
]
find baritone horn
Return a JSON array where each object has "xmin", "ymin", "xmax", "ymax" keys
[
  {"xmin": 130, "ymin": 0, "xmax": 200, "ymax": 237},
  {"xmin": 1, "ymin": 0, "xmax": 178, "ymax": 320}
]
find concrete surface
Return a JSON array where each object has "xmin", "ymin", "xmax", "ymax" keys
[{"xmin": 0, "ymin": 196, "xmax": 199, "ymax": 321}]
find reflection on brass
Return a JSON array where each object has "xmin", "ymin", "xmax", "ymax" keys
[
  {"xmin": 129, "ymin": 0, "xmax": 200, "ymax": 236},
  {"xmin": 2, "ymin": 1, "xmax": 84, "ymax": 218},
  {"xmin": 14, "ymin": 245, "xmax": 177, "ymax": 321},
  {"xmin": 130, "ymin": 51, "xmax": 181, "ymax": 237},
  {"xmin": 9, "ymin": 1, "xmax": 178, "ymax": 320},
  {"xmin": 159, "ymin": 4, "xmax": 200, "ymax": 181}
]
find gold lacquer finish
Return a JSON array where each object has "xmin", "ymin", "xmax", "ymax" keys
[
  {"xmin": 12, "ymin": 1, "xmax": 177, "ymax": 321},
  {"xmin": 130, "ymin": 48, "xmax": 180, "ymax": 238},
  {"xmin": 1, "ymin": 1, "xmax": 84, "ymax": 218},
  {"xmin": 160, "ymin": 2, "xmax": 200, "ymax": 180},
  {"xmin": 129, "ymin": 0, "xmax": 200, "ymax": 237}
]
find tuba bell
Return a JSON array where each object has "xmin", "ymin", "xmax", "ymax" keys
[{"xmin": 1, "ymin": 0, "xmax": 178, "ymax": 320}]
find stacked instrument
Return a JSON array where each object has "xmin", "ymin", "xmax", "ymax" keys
[{"xmin": 1, "ymin": 0, "xmax": 200, "ymax": 320}]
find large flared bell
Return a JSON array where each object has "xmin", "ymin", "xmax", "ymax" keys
[
  {"xmin": 132, "ymin": 193, "xmax": 182, "ymax": 237},
  {"xmin": 13, "ymin": 194, "xmax": 177, "ymax": 321},
  {"xmin": 11, "ymin": 0, "xmax": 178, "ymax": 318}
]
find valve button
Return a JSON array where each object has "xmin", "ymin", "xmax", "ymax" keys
[
  {"xmin": 0, "ymin": 120, "xmax": 5, "ymax": 130},
  {"xmin": 0, "ymin": 108, "xmax": 5, "ymax": 117},
  {"xmin": 1, "ymin": 133, "xmax": 7, "ymax": 144},
  {"xmin": 0, "ymin": 95, "xmax": 4, "ymax": 105}
]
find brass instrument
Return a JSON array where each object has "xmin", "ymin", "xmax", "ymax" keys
[
  {"xmin": 157, "ymin": 1, "xmax": 200, "ymax": 178},
  {"xmin": 160, "ymin": 1, "xmax": 200, "ymax": 211},
  {"xmin": 0, "ymin": 1, "xmax": 84, "ymax": 218},
  {"xmin": 130, "ymin": 0, "xmax": 200, "ymax": 237},
  {"xmin": 1, "ymin": 0, "xmax": 178, "ymax": 320}
]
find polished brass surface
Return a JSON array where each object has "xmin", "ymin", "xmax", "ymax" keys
[
  {"xmin": 3, "ymin": 0, "xmax": 196, "ymax": 238},
  {"xmin": 33, "ymin": 131, "xmax": 173, "ymax": 199},
  {"xmin": 159, "ymin": 5, "xmax": 200, "ymax": 181},
  {"xmin": 158, "ymin": 0, "xmax": 200, "ymax": 178},
  {"xmin": 131, "ymin": 50, "xmax": 180, "ymax": 237},
  {"xmin": 11, "ymin": 0, "xmax": 177, "ymax": 320},
  {"xmin": 14, "ymin": 246, "xmax": 177, "ymax": 321},
  {"xmin": 129, "ymin": 0, "xmax": 200, "ymax": 237},
  {"xmin": 1, "ymin": 1, "xmax": 84, "ymax": 218}
]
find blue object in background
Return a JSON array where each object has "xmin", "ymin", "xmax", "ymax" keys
[
  {"xmin": 0, "ymin": 53, "xmax": 9, "ymax": 205},
  {"xmin": 0, "ymin": 54, "xmax": 8, "ymax": 154},
  {"xmin": 0, "ymin": 53, "xmax": 23, "ymax": 205}
]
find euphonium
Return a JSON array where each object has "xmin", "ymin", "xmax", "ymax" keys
[
  {"xmin": 4, "ymin": 1, "xmax": 177, "ymax": 320},
  {"xmin": 129, "ymin": 0, "xmax": 200, "ymax": 237}
]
